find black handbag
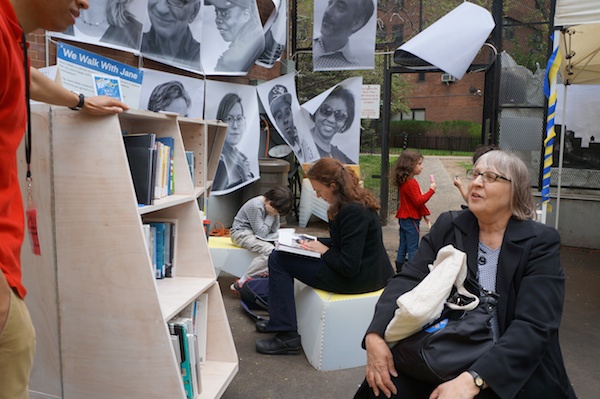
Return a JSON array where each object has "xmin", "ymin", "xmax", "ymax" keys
[
  {"xmin": 390, "ymin": 215, "xmax": 498, "ymax": 384},
  {"xmin": 390, "ymin": 288, "xmax": 498, "ymax": 384}
]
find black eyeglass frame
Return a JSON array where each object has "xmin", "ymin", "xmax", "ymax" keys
[
  {"xmin": 466, "ymin": 169, "xmax": 511, "ymax": 183},
  {"xmin": 317, "ymin": 104, "xmax": 348, "ymax": 122}
]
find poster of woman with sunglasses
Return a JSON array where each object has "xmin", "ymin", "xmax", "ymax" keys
[
  {"xmin": 205, "ymin": 80, "xmax": 260, "ymax": 195},
  {"xmin": 301, "ymin": 76, "xmax": 362, "ymax": 165}
]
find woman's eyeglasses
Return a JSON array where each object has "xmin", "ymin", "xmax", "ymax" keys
[
  {"xmin": 167, "ymin": 0, "xmax": 191, "ymax": 8},
  {"xmin": 224, "ymin": 115, "xmax": 246, "ymax": 125},
  {"xmin": 318, "ymin": 105, "xmax": 348, "ymax": 122},
  {"xmin": 466, "ymin": 169, "xmax": 511, "ymax": 183}
]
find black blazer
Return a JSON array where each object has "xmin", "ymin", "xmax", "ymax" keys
[
  {"xmin": 366, "ymin": 210, "xmax": 577, "ymax": 399},
  {"xmin": 317, "ymin": 203, "xmax": 394, "ymax": 294}
]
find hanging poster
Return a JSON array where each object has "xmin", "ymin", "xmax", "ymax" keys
[
  {"xmin": 205, "ymin": 80, "xmax": 260, "ymax": 195},
  {"xmin": 312, "ymin": 0, "xmax": 376, "ymax": 71},
  {"xmin": 300, "ymin": 76, "xmax": 363, "ymax": 164},
  {"xmin": 139, "ymin": 68, "xmax": 205, "ymax": 118}
]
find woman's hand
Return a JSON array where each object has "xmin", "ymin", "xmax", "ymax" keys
[
  {"xmin": 429, "ymin": 372, "xmax": 480, "ymax": 399},
  {"xmin": 364, "ymin": 333, "xmax": 398, "ymax": 398},
  {"xmin": 300, "ymin": 239, "xmax": 329, "ymax": 255}
]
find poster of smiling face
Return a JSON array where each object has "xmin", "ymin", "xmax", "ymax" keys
[
  {"xmin": 205, "ymin": 80, "xmax": 260, "ymax": 195},
  {"xmin": 312, "ymin": 0, "xmax": 376, "ymax": 71},
  {"xmin": 140, "ymin": 0, "xmax": 204, "ymax": 73},
  {"xmin": 138, "ymin": 68, "xmax": 205, "ymax": 118},
  {"xmin": 257, "ymin": 74, "xmax": 319, "ymax": 164},
  {"xmin": 201, "ymin": 0, "xmax": 265, "ymax": 75},
  {"xmin": 300, "ymin": 76, "xmax": 363, "ymax": 164},
  {"xmin": 49, "ymin": 0, "xmax": 146, "ymax": 53}
]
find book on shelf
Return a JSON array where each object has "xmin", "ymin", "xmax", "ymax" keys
[
  {"xmin": 145, "ymin": 219, "xmax": 177, "ymax": 278},
  {"xmin": 275, "ymin": 228, "xmax": 321, "ymax": 258},
  {"xmin": 123, "ymin": 133, "xmax": 157, "ymax": 205},
  {"xmin": 185, "ymin": 151, "xmax": 194, "ymax": 182},
  {"xmin": 169, "ymin": 319, "xmax": 194, "ymax": 399},
  {"xmin": 193, "ymin": 294, "xmax": 208, "ymax": 365},
  {"xmin": 157, "ymin": 136, "xmax": 175, "ymax": 195}
]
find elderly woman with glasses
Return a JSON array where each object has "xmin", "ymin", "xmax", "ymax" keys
[
  {"xmin": 310, "ymin": 86, "xmax": 356, "ymax": 164},
  {"xmin": 213, "ymin": 93, "xmax": 254, "ymax": 191},
  {"xmin": 141, "ymin": 0, "xmax": 201, "ymax": 68},
  {"xmin": 356, "ymin": 150, "xmax": 576, "ymax": 399}
]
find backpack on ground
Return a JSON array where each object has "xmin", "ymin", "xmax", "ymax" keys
[{"xmin": 237, "ymin": 277, "xmax": 269, "ymax": 321}]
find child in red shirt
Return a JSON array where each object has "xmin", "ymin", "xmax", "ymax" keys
[{"xmin": 392, "ymin": 150, "xmax": 436, "ymax": 271}]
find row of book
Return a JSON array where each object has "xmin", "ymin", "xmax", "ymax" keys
[
  {"xmin": 143, "ymin": 220, "xmax": 176, "ymax": 279},
  {"xmin": 123, "ymin": 133, "xmax": 175, "ymax": 205},
  {"xmin": 169, "ymin": 294, "xmax": 208, "ymax": 399}
]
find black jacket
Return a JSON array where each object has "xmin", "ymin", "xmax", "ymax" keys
[
  {"xmin": 317, "ymin": 203, "xmax": 394, "ymax": 294},
  {"xmin": 366, "ymin": 210, "xmax": 577, "ymax": 399}
]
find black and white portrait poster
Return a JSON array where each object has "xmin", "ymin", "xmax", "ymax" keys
[
  {"xmin": 255, "ymin": 0, "xmax": 287, "ymax": 69},
  {"xmin": 140, "ymin": 0, "xmax": 204, "ymax": 73},
  {"xmin": 300, "ymin": 76, "xmax": 363, "ymax": 164},
  {"xmin": 138, "ymin": 68, "xmax": 205, "ymax": 118},
  {"xmin": 49, "ymin": 0, "xmax": 146, "ymax": 53},
  {"xmin": 205, "ymin": 80, "xmax": 260, "ymax": 195},
  {"xmin": 257, "ymin": 74, "xmax": 320, "ymax": 164},
  {"xmin": 201, "ymin": 0, "xmax": 265, "ymax": 76},
  {"xmin": 312, "ymin": 0, "xmax": 376, "ymax": 71}
]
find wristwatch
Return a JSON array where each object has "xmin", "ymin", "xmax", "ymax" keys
[
  {"xmin": 70, "ymin": 92, "xmax": 85, "ymax": 111},
  {"xmin": 467, "ymin": 370, "xmax": 485, "ymax": 390}
]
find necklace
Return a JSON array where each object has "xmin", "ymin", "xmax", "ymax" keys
[
  {"xmin": 79, "ymin": 17, "xmax": 108, "ymax": 27},
  {"xmin": 78, "ymin": 10, "xmax": 108, "ymax": 27}
]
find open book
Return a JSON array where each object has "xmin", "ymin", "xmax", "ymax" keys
[{"xmin": 275, "ymin": 229, "xmax": 321, "ymax": 258}]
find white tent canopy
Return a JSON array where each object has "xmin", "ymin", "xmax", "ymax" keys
[
  {"xmin": 549, "ymin": 0, "xmax": 600, "ymax": 228},
  {"xmin": 555, "ymin": 0, "xmax": 600, "ymax": 84}
]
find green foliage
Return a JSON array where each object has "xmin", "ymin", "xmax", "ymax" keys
[{"xmin": 389, "ymin": 120, "xmax": 480, "ymax": 138}]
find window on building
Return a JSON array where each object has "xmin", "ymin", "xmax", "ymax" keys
[
  {"xmin": 400, "ymin": 109, "xmax": 425, "ymax": 121},
  {"xmin": 503, "ymin": 17, "xmax": 516, "ymax": 40},
  {"xmin": 417, "ymin": 72, "xmax": 426, "ymax": 82}
]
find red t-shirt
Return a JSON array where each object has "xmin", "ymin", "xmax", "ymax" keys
[
  {"xmin": 0, "ymin": 0, "xmax": 28, "ymax": 299},
  {"xmin": 396, "ymin": 178, "xmax": 434, "ymax": 220}
]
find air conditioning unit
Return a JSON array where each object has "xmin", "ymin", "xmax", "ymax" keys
[{"xmin": 441, "ymin": 73, "xmax": 456, "ymax": 83}]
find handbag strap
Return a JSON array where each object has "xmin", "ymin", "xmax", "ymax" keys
[
  {"xmin": 445, "ymin": 210, "xmax": 481, "ymax": 311},
  {"xmin": 450, "ymin": 210, "xmax": 464, "ymax": 250}
]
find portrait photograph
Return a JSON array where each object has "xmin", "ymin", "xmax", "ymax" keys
[
  {"xmin": 138, "ymin": 68, "xmax": 205, "ymax": 118},
  {"xmin": 257, "ymin": 74, "xmax": 319, "ymax": 164},
  {"xmin": 49, "ymin": 0, "xmax": 146, "ymax": 53},
  {"xmin": 205, "ymin": 80, "xmax": 260, "ymax": 195},
  {"xmin": 201, "ymin": 0, "xmax": 265, "ymax": 75},
  {"xmin": 140, "ymin": 0, "xmax": 204, "ymax": 72},
  {"xmin": 312, "ymin": 0, "xmax": 377, "ymax": 71},
  {"xmin": 255, "ymin": 0, "xmax": 287, "ymax": 69},
  {"xmin": 300, "ymin": 76, "xmax": 363, "ymax": 164}
]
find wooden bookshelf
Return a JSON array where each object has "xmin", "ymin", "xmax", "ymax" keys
[{"xmin": 19, "ymin": 106, "xmax": 237, "ymax": 399}]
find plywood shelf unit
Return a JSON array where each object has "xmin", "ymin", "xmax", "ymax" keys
[{"xmin": 20, "ymin": 105, "xmax": 236, "ymax": 399}]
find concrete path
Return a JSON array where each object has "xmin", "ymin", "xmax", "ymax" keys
[{"xmin": 218, "ymin": 156, "xmax": 599, "ymax": 399}]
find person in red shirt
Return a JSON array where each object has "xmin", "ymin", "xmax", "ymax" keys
[
  {"xmin": 1, "ymin": 1, "xmax": 128, "ymax": 396},
  {"xmin": 392, "ymin": 150, "xmax": 436, "ymax": 271}
]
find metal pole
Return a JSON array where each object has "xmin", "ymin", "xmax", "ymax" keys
[
  {"xmin": 555, "ymin": 84, "xmax": 568, "ymax": 229},
  {"xmin": 380, "ymin": 54, "xmax": 392, "ymax": 226}
]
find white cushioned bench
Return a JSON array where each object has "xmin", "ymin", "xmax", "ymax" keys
[
  {"xmin": 294, "ymin": 281, "xmax": 383, "ymax": 371},
  {"xmin": 208, "ymin": 236, "xmax": 257, "ymax": 277}
]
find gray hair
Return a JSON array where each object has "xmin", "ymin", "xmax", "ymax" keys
[{"xmin": 475, "ymin": 150, "xmax": 536, "ymax": 220}]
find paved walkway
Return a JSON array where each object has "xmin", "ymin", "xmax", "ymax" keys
[{"xmin": 218, "ymin": 156, "xmax": 599, "ymax": 399}]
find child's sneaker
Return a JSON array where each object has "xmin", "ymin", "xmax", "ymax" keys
[{"xmin": 230, "ymin": 277, "xmax": 253, "ymax": 293}]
